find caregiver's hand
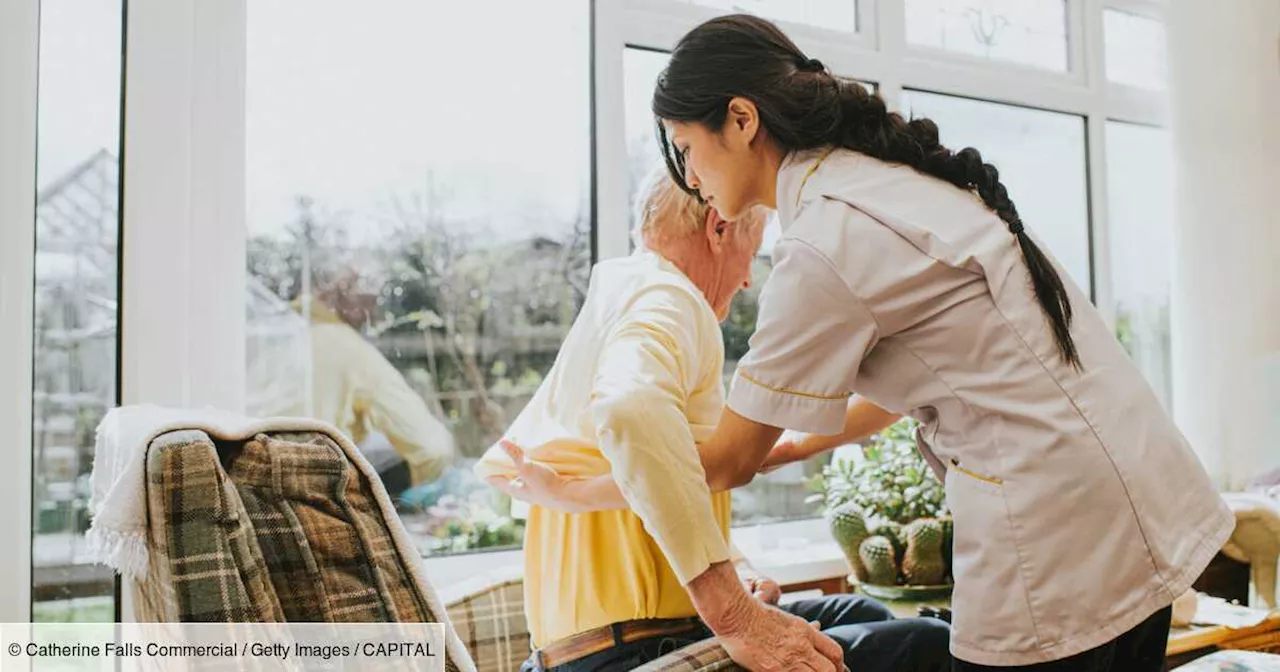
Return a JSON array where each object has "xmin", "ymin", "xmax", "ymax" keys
[
  {"xmin": 758, "ymin": 438, "xmax": 806, "ymax": 474},
  {"xmin": 484, "ymin": 441, "xmax": 576, "ymax": 511}
]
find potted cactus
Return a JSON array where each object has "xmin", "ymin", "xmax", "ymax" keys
[{"xmin": 809, "ymin": 418, "xmax": 954, "ymax": 599}]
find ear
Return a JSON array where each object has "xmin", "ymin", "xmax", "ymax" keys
[
  {"xmin": 725, "ymin": 96, "xmax": 761, "ymax": 147},
  {"xmin": 704, "ymin": 208, "xmax": 728, "ymax": 254}
]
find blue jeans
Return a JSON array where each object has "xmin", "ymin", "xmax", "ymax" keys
[{"xmin": 524, "ymin": 593, "xmax": 952, "ymax": 672}]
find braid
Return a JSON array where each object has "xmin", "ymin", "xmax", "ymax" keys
[{"xmin": 829, "ymin": 76, "xmax": 1082, "ymax": 369}]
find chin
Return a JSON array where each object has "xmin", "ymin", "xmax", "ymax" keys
[{"xmin": 710, "ymin": 200, "xmax": 746, "ymax": 222}]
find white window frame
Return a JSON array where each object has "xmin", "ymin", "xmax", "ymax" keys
[
  {"xmin": 0, "ymin": 0, "xmax": 40, "ymax": 622},
  {"xmin": 121, "ymin": 0, "xmax": 247, "ymax": 416},
  {"xmin": 5, "ymin": 0, "xmax": 1176, "ymax": 613},
  {"xmin": 114, "ymin": 0, "xmax": 248, "ymax": 620}
]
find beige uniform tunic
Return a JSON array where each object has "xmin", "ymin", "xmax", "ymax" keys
[{"xmin": 728, "ymin": 147, "xmax": 1233, "ymax": 666}]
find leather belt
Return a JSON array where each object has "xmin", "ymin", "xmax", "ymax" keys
[{"xmin": 535, "ymin": 617, "xmax": 704, "ymax": 669}]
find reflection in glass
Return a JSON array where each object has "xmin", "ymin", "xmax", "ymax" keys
[
  {"xmin": 1106, "ymin": 122, "xmax": 1174, "ymax": 409},
  {"xmin": 244, "ymin": 0, "xmax": 591, "ymax": 556},
  {"xmin": 906, "ymin": 0, "xmax": 1068, "ymax": 72}
]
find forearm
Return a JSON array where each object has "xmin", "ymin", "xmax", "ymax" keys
[
  {"xmin": 781, "ymin": 398, "xmax": 900, "ymax": 466},
  {"xmin": 697, "ymin": 408, "xmax": 785, "ymax": 491},
  {"xmin": 686, "ymin": 560, "xmax": 758, "ymax": 634},
  {"xmin": 840, "ymin": 397, "xmax": 901, "ymax": 446}
]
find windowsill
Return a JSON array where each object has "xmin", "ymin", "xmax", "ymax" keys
[{"xmin": 427, "ymin": 517, "xmax": 849, "ymax": 603}]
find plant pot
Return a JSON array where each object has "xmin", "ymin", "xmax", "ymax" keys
[{"xmin": 853, "ymin": 580, "xmax": 954, "ymax": 602}]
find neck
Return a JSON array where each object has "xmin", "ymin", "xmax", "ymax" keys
[
  {"xmin": 652, "ymin": 242, "xmax": 720, "ymax": 311},
  {"xmin": 757, "ymin": 141, "xmax": 788, "ymax": 211}
]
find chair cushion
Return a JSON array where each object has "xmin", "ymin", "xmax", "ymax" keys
[{"xmin": 445, "ymin": 578, "xmax": 531, "ymax": 672}]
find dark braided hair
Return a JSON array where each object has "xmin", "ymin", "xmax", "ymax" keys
[{"xmin": 653, "ymin": 14, "xmax": 1081, "ymax": 369}]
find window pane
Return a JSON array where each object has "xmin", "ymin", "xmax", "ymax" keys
[
  {"xmin": 906, "ymin": 0, "xmax": 1068, "ymax": 72},
  {"xmin": 32, "ymin": 0, "xmax": 122, "ymax": 622},
  {"xmin": 1104, "ymin": 9, "xmax": 1168, "ymax": 90},
  {"xmin": 681, "ymin": 0, "xmax": 856, "ymax": 33},
  {"xmin": 1106, "ymin": 122, "xmax": 1174, "ymax": 409},
  {"xmin": 245, "ymin": 0, "xmax": 591, "ymax": 556},
  {"xmin": 902, "ymin": 91, "xmax": 1092, "ymax": 295}
]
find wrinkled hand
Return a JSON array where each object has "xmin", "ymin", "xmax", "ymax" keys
[
  {"xmin": 719, "ymin": 602, "xmax": 843, "ymax": 672},
  {"xmin": 484, "ymin": 440, "xmax": 572, "ymax": 509},
  {"xmin": 745, "ymin": 576, "xmax": 783, "ymax": 605}
]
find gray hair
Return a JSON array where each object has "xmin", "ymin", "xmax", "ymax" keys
[
  {"xmin": 631, "ymin": 164, "xmax": 710, "ymax": 251},
  {"xmin": 631, "ymin": 163, "xmax": 765, "ymax": 250}
]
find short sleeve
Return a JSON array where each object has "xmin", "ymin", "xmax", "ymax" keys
[{"xmin": 728, "ymin": 236, "xmax": 878, "ymax": 435}]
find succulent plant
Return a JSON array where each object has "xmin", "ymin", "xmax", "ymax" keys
[
  {"xmin": 827, "ymin": 502, "xmax": 871, "ymax": 582},
  {"xmin": 812, "ymin": 418, "xmax": 954, "ymax": 586},
  {"xmin": 808, "ymin": 418, "xmax": 948, "ymax": 525},
  {"xmin": 859, "ymin": 535, "xmax": 898, "ymax": 586},
  {"xmin": 902, "ymin": 517, "xmax": 947, "ymax": 586}
]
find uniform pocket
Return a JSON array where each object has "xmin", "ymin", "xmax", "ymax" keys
[
  {"xmin": 949, "ymin": 458, "xmax": 1003, "ymax": 489},
  {"xmin": 945, "ymin": 466, "xmax": 1037, "ymax": 655}
]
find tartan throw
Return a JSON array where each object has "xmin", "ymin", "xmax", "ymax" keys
[
  {"xmin": 228, "ymin": 432, "xmax": 436, "ymax": 623},
  {"xmin": 142, "ymin": 427, "xmax": 470, "ymax": 672},
  {"xmin": 147, "ymin": 430, "xmax": 286, "ymax": 623},
  {"xmin": 444, "ymin": 579, "xmax": 531, "ymax": 672}
]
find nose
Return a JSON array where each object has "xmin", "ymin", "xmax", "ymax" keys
[
  {"xmin": 742, "ymin": 278, "xmax": 752, "ymax": 290},
  {"xmin": 685, "ymin": 167, "xmax": 701, "ymax": 191}
]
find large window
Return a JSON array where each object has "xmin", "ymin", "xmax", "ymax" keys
[
  {"xmin": 1106, "ymin": 122, "xmax": 1174, "ymax": 410},
  {"xmin": 244, "ymin": 0, "xmax": 591, "ymax": 555},
  {"xmin": 31, "ymin": 0, "xmax": 123, "ymax": 622},
  {"xmin": 4, "ymin": 0, "xmax": 1179, "ymax": 602},
  {"xmin": 902, "ymin": 91, "xmax": 1093, "ymax": 295}
]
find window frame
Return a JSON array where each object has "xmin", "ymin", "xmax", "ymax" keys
[
  {"xmin": 0, "ymin": 0, "xmax": 41, "ymax": 622},
  {"xmin": 2, "ymin": 0, "xmax": 1176, "ymax": 614}
]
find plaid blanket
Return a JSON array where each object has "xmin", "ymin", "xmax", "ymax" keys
[{"xmin": 140, "ymin": 428, "xmax": 472, "ymax": 672}]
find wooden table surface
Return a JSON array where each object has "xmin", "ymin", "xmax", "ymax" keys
[{"xmin": 1167, "ymin": 612, "xmax": 1280, "ymax": 656}]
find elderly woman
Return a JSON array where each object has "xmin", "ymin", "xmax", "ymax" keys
[{"xmin": 478, "ymin": 169, "xmax": 949, "ymax": 672}]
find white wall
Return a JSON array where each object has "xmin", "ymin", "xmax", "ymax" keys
[{"xmin": 1168, "ymin": 0, "xmax": 1280, "ymax": 488}]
